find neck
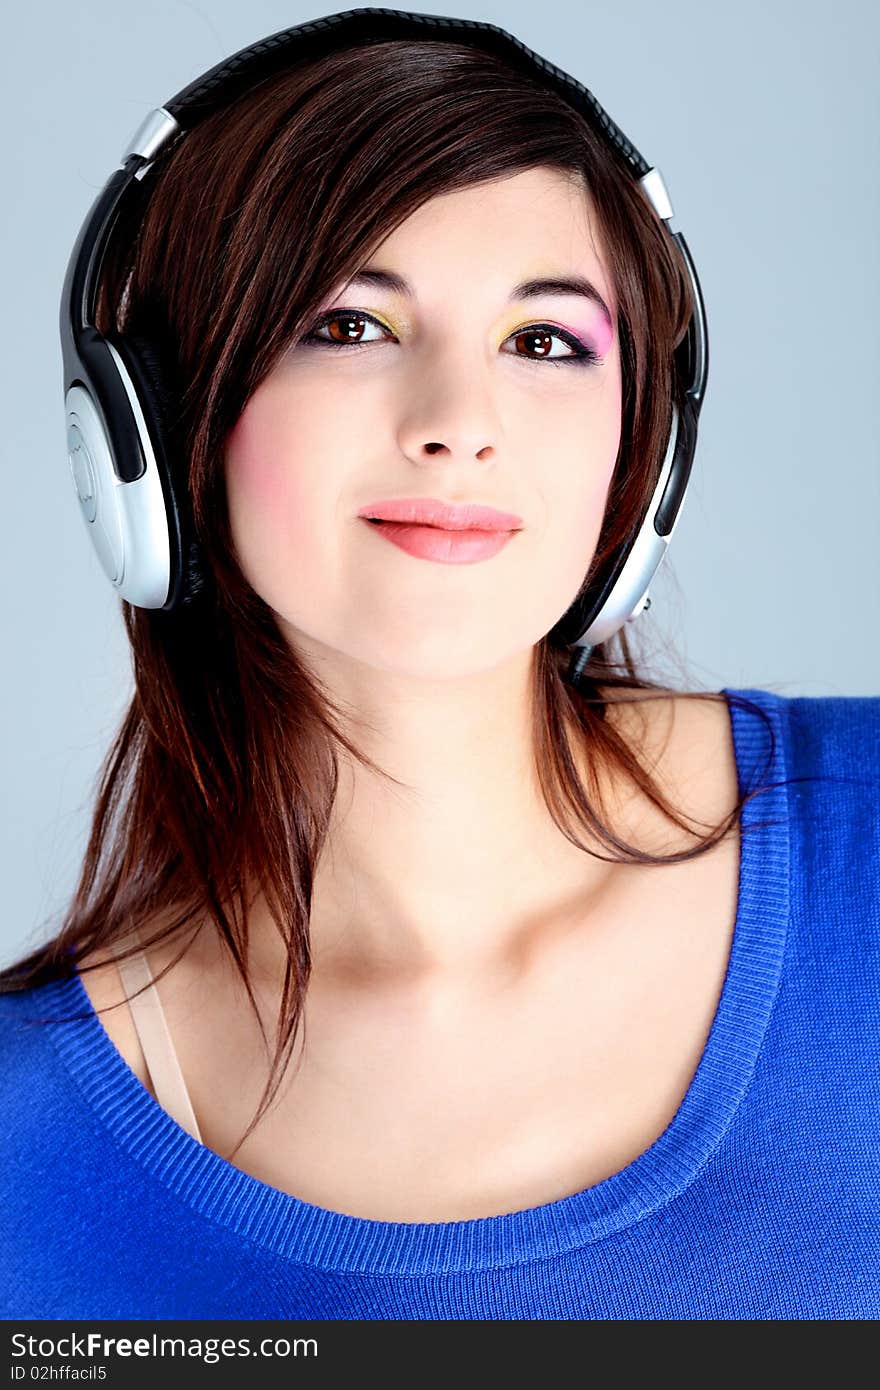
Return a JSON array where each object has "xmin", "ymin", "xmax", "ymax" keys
[{"xmin": 241, "ymin": 654, "xmax": 653, "ymax": 989}]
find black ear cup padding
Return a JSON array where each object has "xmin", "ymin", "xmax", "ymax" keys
[
  {"xmin": 124, "ymin": 331, "xmax": 179, "ymax": 436},
  {"xmin": 122, "ymin": 332, "xmax": 206, "ymax": 608}
]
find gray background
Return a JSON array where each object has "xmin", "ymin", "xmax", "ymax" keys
[{"xmin": 2, "ymin": 0, "xmax": 878, "ymax": 969}]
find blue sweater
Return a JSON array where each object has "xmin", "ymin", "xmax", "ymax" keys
[{"xmin": 1, "ymin": 686, "xmax": 878, "ymax": 1320}]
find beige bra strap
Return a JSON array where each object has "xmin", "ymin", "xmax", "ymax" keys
[{"xmin": 111, "ymin": 926, "xmax": 203, "ymax": 1144}]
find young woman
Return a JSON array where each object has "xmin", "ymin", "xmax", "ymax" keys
[{"xmin": 1, "ymin": 11, "xmax": 877, "ymax": 1321}]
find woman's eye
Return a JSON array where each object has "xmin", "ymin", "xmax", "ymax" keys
[
  {"xmin": 304, "ymin": 310, "xmax": 391, "ymax": 346},
  {"xmin": 502, "ymin": 327, "xmax": 595, "ymax": 363},
  {"xmin": 302, "ymin": 311, "xmax": 599, "ymax": 366}
]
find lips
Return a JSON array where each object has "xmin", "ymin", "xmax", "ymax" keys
[
  {"xmin": 362, "ymin": 517, "xmax": 516, "ymax": 565},
  {"xmin": 356, "ymin": 498, "xmax": 524, "ymax": 532}
]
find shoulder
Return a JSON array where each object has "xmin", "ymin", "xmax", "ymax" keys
[
  {"xmin": 76, "ymin": 946, "xmax": 155, "ymax": 1097},
  {"xmin": 780, "ymin": 690, "xmax": 880, "ymax": 870},
  {"xmin": 750, "ymin": 690, "xmax": 880, "ymax": 839},
  {"xmin": 784, "ymin": 691, "xmax": 880, "ymax": 775},
  {"xmin": 597, "ymin": 686, "xmax": 739, "ymax": 853},
  {"xmin": 727, "ymin": 691, "xmax": 880, "ymax": 970},
  {"xmin": 0, "ymin": 975, "xmax": 79, "ymax": 1132}
]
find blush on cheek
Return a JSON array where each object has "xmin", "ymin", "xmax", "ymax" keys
[{"xmin": 226, "ymin": 408, "xmax": 294, "ymax": 514}]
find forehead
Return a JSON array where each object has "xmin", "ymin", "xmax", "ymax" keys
[{"xmin": 366, "ymin": 167, "xmax": 616, "ymax": 316}]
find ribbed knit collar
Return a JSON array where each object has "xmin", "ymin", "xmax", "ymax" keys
[{"xmin": 41, "ymin": 686, "xmax": 791, "ymax": 1276}]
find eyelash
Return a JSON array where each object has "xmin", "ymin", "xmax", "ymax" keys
[{"xmin": 301, "ymin": 309, "xmax": 602, "ymax": 368}]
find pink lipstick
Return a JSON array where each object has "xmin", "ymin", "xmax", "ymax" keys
[
  {"xmin": 357, "ymin": 497, "xmax": 522, "ymax": 565},
  {"xmin": 357, "ymin": 498, "xmax": 523, "ymax": 530}
]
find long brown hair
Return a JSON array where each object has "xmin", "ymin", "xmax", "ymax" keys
[{"xmin": 3, "ymin": 39, "xmax": 789, "ymax": 1156}]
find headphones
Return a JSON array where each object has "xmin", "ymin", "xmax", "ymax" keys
[{"xmin": 60, "ymin": 6, "xmax": 708, "ymax": 687}]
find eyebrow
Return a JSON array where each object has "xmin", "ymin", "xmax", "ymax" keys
[{"xmin": 343, "ymin": 268, "xmax": 613, "ymax": 326}]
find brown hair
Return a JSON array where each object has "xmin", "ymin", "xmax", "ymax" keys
[{"xmin": 2, "ymin": 39, "xmax": 787, "ymax": 1156}]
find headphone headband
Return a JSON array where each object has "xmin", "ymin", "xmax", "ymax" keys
[{"xmin": 153, "ymin": 9, "xmax": 652, "ymax": 173}]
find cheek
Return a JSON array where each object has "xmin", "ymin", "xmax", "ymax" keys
[
  {"xmin": 556, "ymin": 367, "xmax": 622, "ymax": 510},
  {"xmin": 563, "ymin": 462, "xmax": 616, "ymax": 575},
  {"xmin": 546, "ymin": 370, "xmax": 622, "ymax": 571},
  {"xmin": 226, "ymin": 405, "xmax": 296, "ymax": 513},
  {"xmin": 223, "ymin": 396, "xmax": 324, "ymax": 589}
]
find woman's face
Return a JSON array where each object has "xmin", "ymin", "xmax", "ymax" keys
[{"xmin": 224, "ymin": 166, "xmax": 622, "ymax": 681}]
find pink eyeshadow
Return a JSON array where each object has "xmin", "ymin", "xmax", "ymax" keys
[{"xmin": 561, "ymin": 310, "xmax": 614, "ymax": 358}]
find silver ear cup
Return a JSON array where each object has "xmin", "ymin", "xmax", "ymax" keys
[
  {"xmin": 65, "ymin": 346, "xmax": 172, "ymax": 608},
  {"xmin": 570, "ymin": 399, "xmax": 686, "ymax": 651}
]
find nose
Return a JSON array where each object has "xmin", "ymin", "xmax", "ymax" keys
[{"xmin": 396, "ymin": 351, "xmax": 501, "ymax": 466}]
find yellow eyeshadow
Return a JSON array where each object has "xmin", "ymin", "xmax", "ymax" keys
[
  {"xmin": 371, "ymin": 311, "xmax": 400, "ymax": 335},
  {"xmin": 345, "ymin": 308, "xmax": 403, "ymax": 335},
  {"xmin": 501, "ymin": 319, "xmax": 536, "ymax": 340}
]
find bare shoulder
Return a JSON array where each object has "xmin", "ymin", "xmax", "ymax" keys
[
  {"xmin": 77, "ymin": 944, "xmax": 155, "ymax": 1097},
  {"xmin": 600, "ymin": 685, "xmax": 739, "ymax": 849},
  {"xmin": 666, "ymin": 689, "xmax": 739, "ymax": 819}
]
